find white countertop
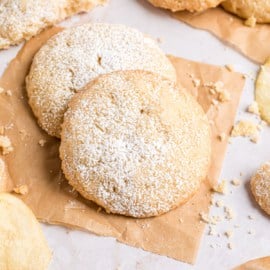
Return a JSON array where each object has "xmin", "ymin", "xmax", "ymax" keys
[{"xmin": 1, "ymin": 1, "xmax": 269, "ymax": 269}]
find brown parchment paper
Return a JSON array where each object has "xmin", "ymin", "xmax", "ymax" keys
[
  {"xmin": 233, "ymin": 256, "xmax": 270, "ymax": 270},
  {"xmin": 173, "ymin": 7, "xmax": 270, "ymax": 64},
  {"xmin": 0, "ymin": 27, "xmax": 245, "ymax": 264}
]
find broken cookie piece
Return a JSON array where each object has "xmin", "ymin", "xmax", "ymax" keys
[
  {"xmin": 13, "ymin": 184, "xmax": 29, "ymax": 195},
  {"xmin": 0, "ymin": 193, "xmax": 52, "ymax": 269},
  {"xmin": 231, "ymin": 120, "xmax": 261, "ymax": 143},
  {"xmin": 256, "ymin": 58, "xmax": 270, "ymax": 124}
]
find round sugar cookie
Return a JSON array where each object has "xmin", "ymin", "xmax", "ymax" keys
[
  {"xmin": 222, "ymin": 0, "xmax": 270, "ymax": 23},
  {"xmin": 147, "ymin": 0, "xmax": 224, "ymax": 12},
  {"xmin": 59, "ymin": 71, "xmax": 211, "ymax": 218},
  {"xmin": 251, "ymin": 162, "xmax": 270, "ymax": 215},
  {"xmin": 0, "ymin": 193, "xmax": 52, "ymax": 270},
  {"xmin": 26, "ymin": 23, "xmax": 176, "ymax": 138},
  {"xmin": 0, "ymin": 0, "xmax": 105, "ymax": 49}
]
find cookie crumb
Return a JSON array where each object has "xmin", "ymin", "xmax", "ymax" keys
[
  {"xmin": 5, "ymin": 90, "xmax": 12, "ymax": 96},
  {"xmin": 192, "ymin": 78, "xmax": 201, "ymax": 88},
  {"xmin": 231, "ymin": 178, "xmax": 241, "ymax": 186},
  {"xmin": 225, "ymin": 64, "xmax": 234, "ymax": 72},
  {"xmin": 247, "ymin": 229, "xmax": 254, "ymax": 235},
  {"xmin": 218, "ymin": 89, "xmax": 231, "ymax": 102},
  {"xmin": 13, "ymin": 184, "xmax": 29, "ymax": 195},
  {"xmin": 211, "ymin": 99, "xmax": 219, "ymax": 106},
  {"xmin": 38, "ymin": 139, "xmax": 46, "ymax": 147},
  {"xmin": 216, "ymin": 200, "xmax": 224, "ymax": 207},
  {"xmin": 200, "ymin": 212, "xmax": 222, "ymax": 225},
  {"xmin": 247, "ymin": 102, "xmax": 260, "ymax": 115},
  {"xmin": 208, "ymin": 226, "xmax": 216, "ymax": 236},
  {"xmin": 250, "ymin": 134, "xmax": 260, "ymax": 143},
  {"xmin": 244, "ymin": 16, "xmax": 257, "ymax": 27},
  {"xmin": 218, "ymin": 133, "xmax": 226, "ymax": 142},
  {"xmin": 0, "ymin": 135, "xmax": 13, "ymax": 155},
  {"xmin": 204, "ymin": 81, "xmax": 231, "ymax": 102},
  {"xmin": 224, "ymin": 230, "xmax": 233, "ymax": 238},
  {"xmin": 224, "ymin": 206, "xmax": 235, "ymax": 220},
  {"xmin": 248, "ymin": 214, "xmax": 255, "ymax": 220},
  {"xmin": 227, "ymin": 242, "xmax": 233, "ymax": 250},
  {"xmin": 213, "ymin": 180, "xmax": 227, "ymax": 194}
]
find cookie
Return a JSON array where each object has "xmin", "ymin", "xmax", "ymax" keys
[
  {"xmin": 256, "ymin": 58, "xmax": 270, "ymax": 124},
  {"xmin": 233, "ymin": 256, "xmax": 270, "ymax": 270},
  {"xmin": 251, "ymin": 162, "xmax": 270, "ymax": 215},
  {"xmin": 26, "ymin": 23, "xmax": 176, "ymax": 138},
  {"xmin": 147, "ymin": 0, "xmax": 224, "ymax": 12},
  {"xmin": 60, "ymin": 71, "xmax": 211, "ymax": 218},
  {"xmin": 222, "ymin": 0, "xmax": 270, "ymax": 23},
  {"xmin": 0, "ymin": 193, "xmax": 52, "ymax": 270},
  {"xmin": 0, "ymin": 0, "xmax": 106, "ymax": 49}
]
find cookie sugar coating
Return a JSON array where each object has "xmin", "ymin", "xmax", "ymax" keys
[
  {"xmin": 60, "ymin": 71, "xmax": 211, "ymax": 218},
  {"xmin": 26, "ymin": 23, "xmax": 176, "ymax": 138},
  {"xmin": 251, "ymin": 162, "xmax": 270, "ymax": 215},
  {"xmin": 222, "ymin": 0, "xmax": 270, "ymax": 23},
  {"xmin": 0, "ymin": 193, "xmax": 52, "ymax": 270},
  {"xmin": 147, "ymin": 0, "xmax": 224, "ymax": 12},
  {"xmin": 0, "ymin": 0, "xmax": 105, "ymax": 49}
]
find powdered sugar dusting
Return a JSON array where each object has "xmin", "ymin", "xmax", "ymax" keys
[
  {"xmin": 26, "ymin": 23, "xmax": 176, "ymax": 137},
  {"xmin": 60, "ymin": 71, "xmax": 211, "ymax": 218},
  {"xmin": 0, "ymin": 0, "xmax": 105, "ymax": 49}
]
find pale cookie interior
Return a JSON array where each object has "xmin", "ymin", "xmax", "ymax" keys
[{"xmin": 0, "ymin": 193, "xmax": 52, "ymax": 270}]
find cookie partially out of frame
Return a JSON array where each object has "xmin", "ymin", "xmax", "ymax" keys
[
  {"xmin": 0, "ymin": 193, "xmax": 52, "ymax": 270},
  {"xmin": 222, "ymin": 0, "xmax": 270, "ymax": 23},
  {"xmin": 60, "ymin": 70, "xmax": 211, "ymax": 218},
  {"xmin": 0, "ymin": 0, "xmax": 106, "ymax": 49},
  {"xmin": 26, "ymin": 23, "xmax": 176, "ymax": 138},
  {"xmin": 233, "ymin": 256, "xmax": 270, "ymax": 270},
  {"xmin": 147, "ymin": 0, "xmax": 224, "ymax": 12},
  {"xmin": 251, "ymin": 162, "xmax": 270, "ymax": 215}
]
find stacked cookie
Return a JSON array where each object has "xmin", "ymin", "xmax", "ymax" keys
[
  {"xmin": 147, "ymin": 0, "xmax": 270, "ymax": 24},
  {"xmin": 26, "ymin": 23, "xmax": 211, "ymax": 218}
]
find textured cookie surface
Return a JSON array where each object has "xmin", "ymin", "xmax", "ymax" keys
[
  {"xmin": 147, "ymin": 0, "xmax": 224, "ymax": 12},
  {"xmin": 222, "ymin": 0, "xmax": 270, "ymax": 23},
  {"xmin": 60, "ymin": 71, "xmax": 211, "ymax": 218},
  {"xmin": 26, "ymin": 23, "xmax": 176, "ymax": 138},
  {"xmin": 251, "ymin": 162, "xmax": 270, "ymax": 215},
  {"xmin": 0, "ymin": 193, "xmax": 52, "ymax": 270},
  {"xmin": 0, "ymin": 0, "xmax": 106, "ymax": 49}
]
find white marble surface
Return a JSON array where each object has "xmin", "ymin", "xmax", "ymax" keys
[{"xmin": 1, "ymin": 1, "xmax": 269, "ymax": 269}]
